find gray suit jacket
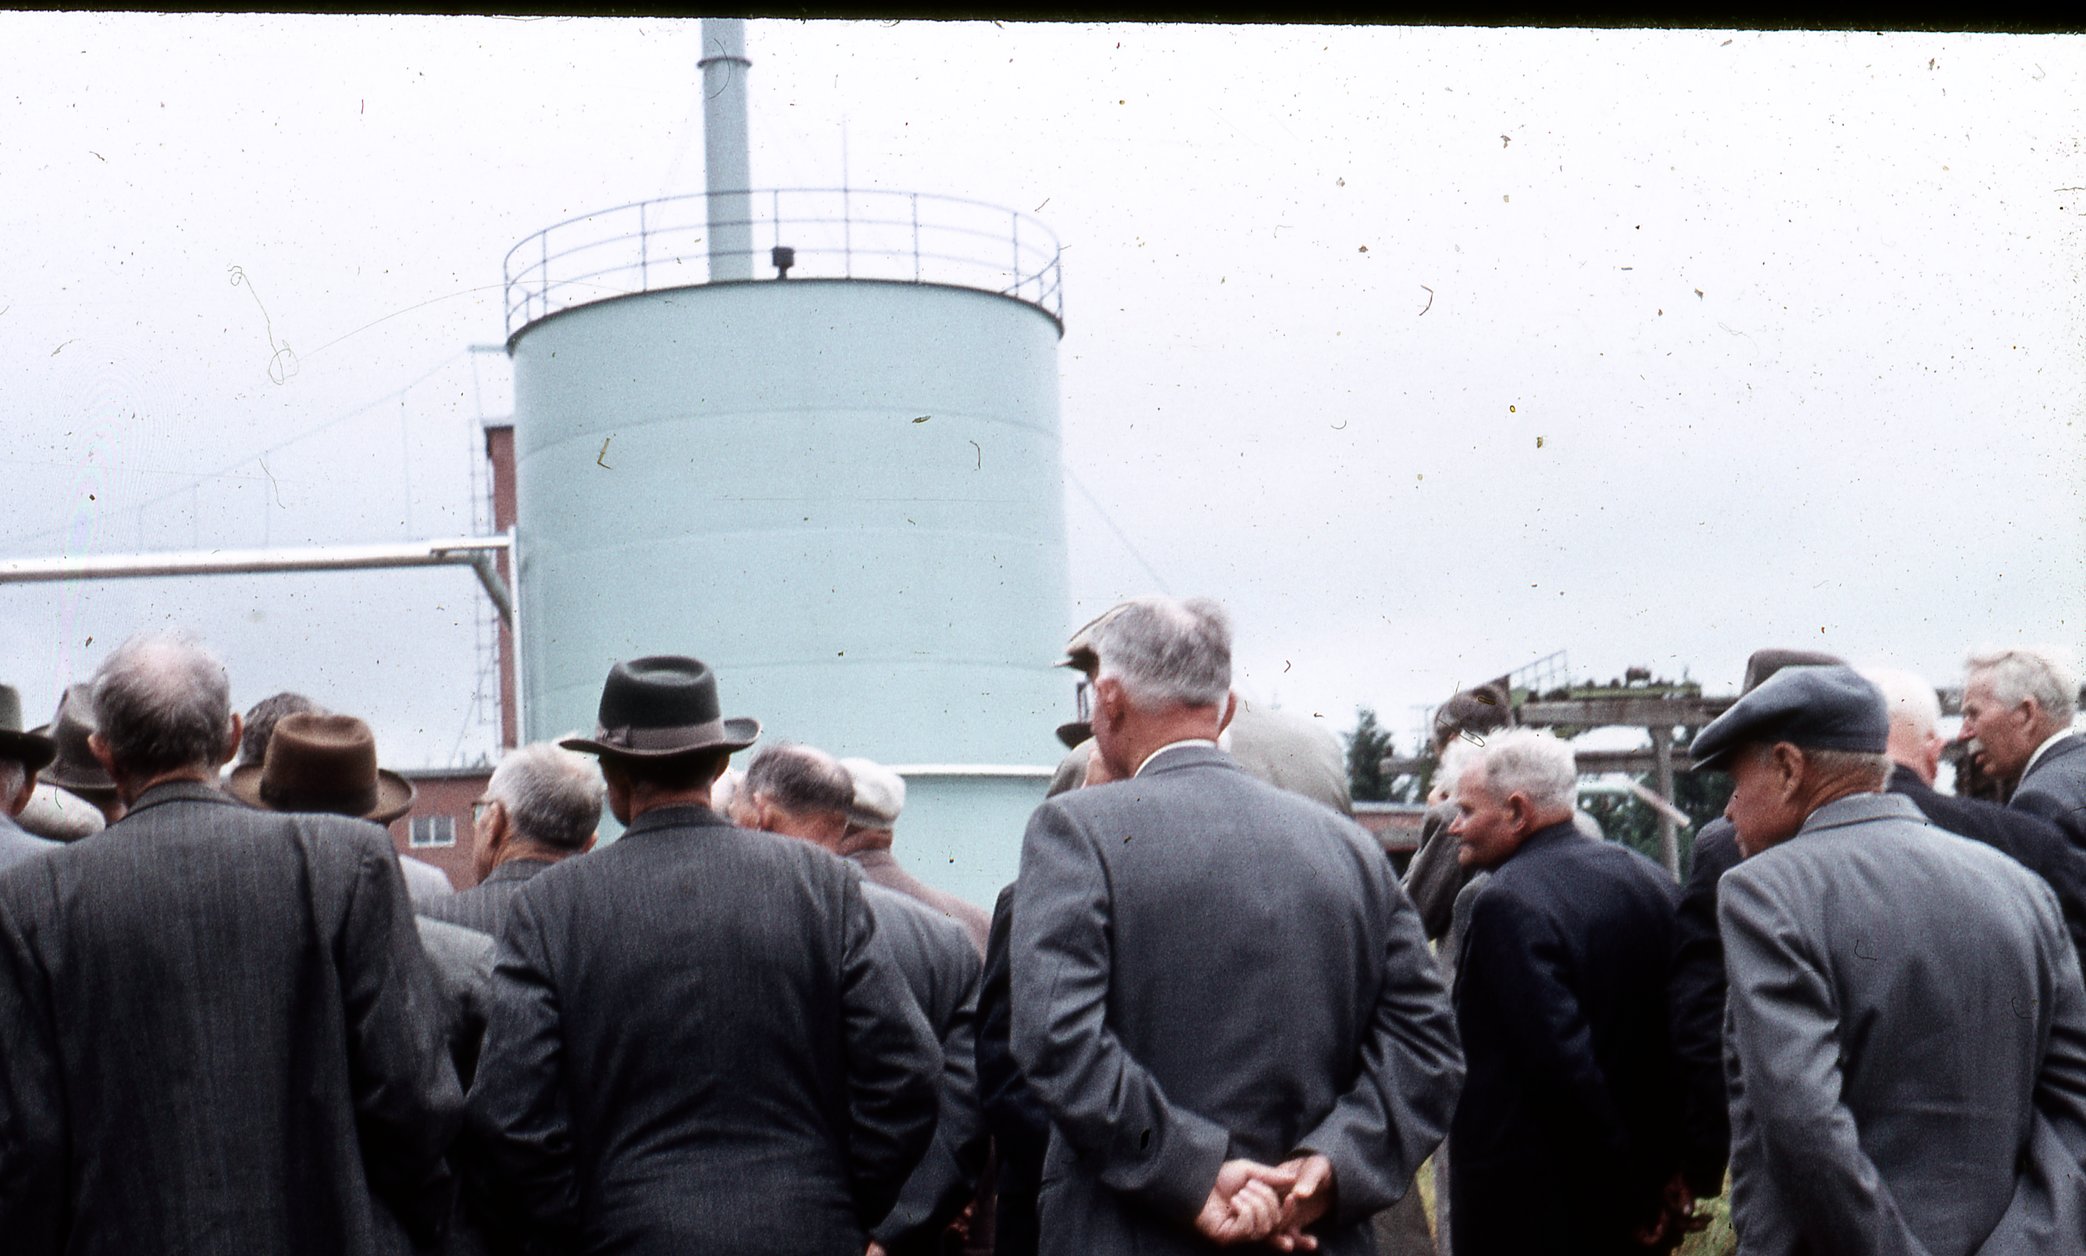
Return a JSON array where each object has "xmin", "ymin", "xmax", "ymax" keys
[
  {"xmin": 464, "ymin": 804, "xmax": 940, "ymax": 1256},
  {"xmin": 0, "ymin": 781, "xmax": 463, "ymax": 1256},
  {"xmin": 2015, "ymin": 732, "xmax": 2086, "ymax": 850},
  {"xmin": 864, "ymin": 880, "xmax": 989, "ymax": 1253},
  {"xmin": 420, "ymin": 856, "xmax": 556, "ymax": 940},
  {"xmin": 0, "ymin": 811, "xmax": 59, "ymax": 872},
  {"xmin": 1011, "ymin": 745, "xmax": 1463, "ymax": 1256},
  {"xmin": 1721, "ymin": 792, "xmax": 2086, "ymax": 1255}
]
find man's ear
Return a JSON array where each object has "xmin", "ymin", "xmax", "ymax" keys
[
  {"xmin": 221, "ymin": 714, "xmax": 245, "ymax": 769},
  {"xmin": 1217, "ymin": 692, "xmax": 1239, "ymax": 735},
  {"xmin": 7, "ymin": 769, "xmax": 36, "ymax": 818},
  {"xmin": 1772, "ymin": 743, "xmax": 1806, "ymax": 800},
  {"xmin": 580, "ymin": 831, "xmax": 599, "ymax": 854},
  {"xmin": 88, "ymin": 731, "xmax": 118, "ymax": 777},
  {"xmin": 1505, "ymin": 790, "xmax": 1534, "ymax": 835},
  {"xmin": 1095, "ymin": 676, "xmax": 1127, "ymax": 725}
]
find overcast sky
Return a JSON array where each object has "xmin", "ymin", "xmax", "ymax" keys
[{"xmin": 3, "ymin": 15, "xmax": 2080, "ymax": 766}]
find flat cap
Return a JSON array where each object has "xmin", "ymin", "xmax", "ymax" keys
[
  {"xmin": 1690, "ymin": 664, "xmax": 1887, "ymax": 771},
  {"xmin": 839, "ymin": 756, "xmax": 906, "ymax": 829}
]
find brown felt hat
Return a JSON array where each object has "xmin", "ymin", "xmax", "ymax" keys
[
  {"xmin": 31, "ymin": 684, "xmax": 116, "ymax": 805},
  {"xmin": 225, "ymin": 712, "xmax": 416, "ymax": 824},
  {"xmin": 559, "ymin": 656, "xmax": 760, "ymax": 761},
  {"xmin": 0, "ymin": 684, "xmax": 57, "ymax": 774}
]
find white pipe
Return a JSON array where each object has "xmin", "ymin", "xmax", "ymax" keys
[
  {"xmin": 699, "ymin": 18, "xmax": 753, "ymax": 281},
  {"xmin": 0, "ymin": 536, "xmax": 515, "ymax": 626}
]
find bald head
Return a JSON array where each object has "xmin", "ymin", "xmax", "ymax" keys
[
  {"xmin": 736, "ymin": 743, "xmax": 854, "ymax": 849},
  {"xmin": 1858, "ymin": 665, "xmax": 1944, "ymax": 785}
]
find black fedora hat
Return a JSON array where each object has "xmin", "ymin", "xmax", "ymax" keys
[
  {"xmin": 0, "ymin": 684, "xmax": 57, "ymax": 773},
  {"xmin": 560, "ymin": 656, "xmax": 761, "ymax": 761},
  {"xmin": 225, "ymin": 712, "xmax": 417, "ymax": 825},
  {"xmin": 31, "ymin": 684, "xmax": 117, "ymax": 804}
]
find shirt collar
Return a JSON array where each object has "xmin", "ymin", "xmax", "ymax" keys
[
  {"xmin": 1134, "ymin": 739, "xmax": 1219, "ymax": 777},
  {"xmin": 2025, "ymin": 730, "xmax": 2073, "ymax": 777}
]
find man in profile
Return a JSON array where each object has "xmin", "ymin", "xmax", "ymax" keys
[
  {"xmin": 466, "ymin": 656, "xmax": 938, "ymax": 1254},
  {"xmin": 1012, "ymin": 596, "xmax": 1461, "ymax": 1254},
  {"xmin": 1698, "ymin": 664, "xmax": 2086, "ymax": 1252},
  {"xmin": 0, "ymin": 633, "xmax": 460, "ymax": 1253},
  {"xmin": 1960, "ymin": 646, "xmax": 2086, "ymax": 845},
  {"xmin": 1446, "ymin": 728, "xmax": 1687, "ymax": 1254},
  {"xmin": 422, "ymin": 740, "xmax": 601, "ymax": 939}
]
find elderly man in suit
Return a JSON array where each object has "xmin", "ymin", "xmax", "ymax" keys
[
  {"xmin": 839, "ymin": 756, "xmax": 992, "ymax": 954},
  {"xmin": 1863, "ymin": 664, "xmax": 2086, "ymax": 957},
  {"xmin": 422, "ymin": 741, "xmax": 601, "ymax": 939},
  {"xmin": 466, "ymin": 657, "xmax": 939, "ymax": 1254},
  {"xmin": 1696, "ymin": 664, "xmax": 2086, "ymax": 1253},
  {"xmin": 732, "ymin": 741, "xmax": 989, "ymax": 1256},
  {"xmin": 0, "ymin": 633, "xmax": 461, "ymax": 1254},
  {"xmin": 1960, "ymin": 646, "xmax": 2086, "ymax": 846},
  {"xmin": 1446, "ymin": 727, "xmax": 1687, "ymax": 1255},
  {"xmin": 1665, "ymin": 647, "xmax": 1842, "ymax": 1213},
  {"xmin": 0, "ymin": 684, "xmax": 59, "ymax": 870},
  {"xmin": 1011, "ymin": 596, "xmax": 1462, "ymax": 1255}
]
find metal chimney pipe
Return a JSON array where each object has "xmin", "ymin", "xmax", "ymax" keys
[{"xmin": 699, "ymin": 18, "xmax": 754, "ymax": 282}]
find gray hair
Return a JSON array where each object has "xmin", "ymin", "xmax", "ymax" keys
[
  {"xmin": 239, "ymin": 691, "xmax": 325, "ymax": 766},
  {"xmin": 1857, "ymin": 666, "xmax": 1942, "ymax": 739},
  {"xmin": 487, "ymin": 742, "xmax": 604, "ymax": 850},
  {"xmin": 1967, "ymin": 647, "xmax": 2078, "ymax": 725},
  {"xmin": 744, "ymin": 744, "xmax": 854, "ymax": 818},
  {"xmin": 1092, "ymin": 596, "xmax": 1232, "ymax": 709},
  {"xmin": 91, "ymin": 633, "xmax": 234, "ymax": 778},
  {"xmin": 1753, "ymin": 742, "xmax": 1892, "ymax": 791},
  {"xmin": 1465, "ymin": 728, "xmax": 1578, "ymax": 814}
]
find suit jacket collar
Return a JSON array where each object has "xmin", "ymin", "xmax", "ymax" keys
[
  {"xmin": 1797, "ymin": 790, "xmax": 1927, "ymax": 836},
  {"xmin": 1886, "ymin": 762, "xmax": 1937, "ymax": 804},
  {"xmin": 1506, "ymin": 819, "xmax": 1582, "ymax": 864},
  {"xmin": 1132, "ymin": 742, "xmax": 1236, "ymax": 777},
  {"xmin": 484, "ymin": 857, "xmax": 557, "ymax": 885},
  {"xmin": 124, "ymin": 779, "xmax": 237, "ymax": 819},
  {"xmin": 619, "ymin": 803, "xmax": 733, "ymax": 840},
  {"xmin": 2022, "ymin": 732, "xmax": 2085, "ymax": 786}
]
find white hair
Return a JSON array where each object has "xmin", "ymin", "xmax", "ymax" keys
[
  {"xmin": 487, "ymin": 742, "xmax": 605, "ymax": 850},
  {"xmin": 1093, "ymin": 596, "xmax": 1232, "ymax": 709},
  {"xmin": 1466, "ymin": 728, "xmax": 1578, "ymax": 814},
  {"xmin": 1967, "ymin": 647, "xmax": 2078, "ymax": 725},
  {"xmin": 1857, "ymin": 665, "xmax": 1943, "ymax": 740},
  {"xmin": 92, "ymin": 633, "xmax": 234, "ymax": 777}
]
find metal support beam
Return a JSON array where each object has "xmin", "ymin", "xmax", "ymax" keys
[{"xmin": 0, "ymin": 536, "xmax": 515, "ymax": 628}]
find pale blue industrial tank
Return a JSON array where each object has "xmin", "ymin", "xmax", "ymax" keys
[{"xmin": 503, "ymin": 189, "xmax": 1071, "ymax": 904}]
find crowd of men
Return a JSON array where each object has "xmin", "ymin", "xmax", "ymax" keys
[{"xmin": 0, "ymin": 607, "xmax": 2082, "ymax": 1256}]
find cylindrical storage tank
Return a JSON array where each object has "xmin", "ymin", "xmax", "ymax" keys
[{"xmin": 509, "ymin": 275, "xmax": 1069, "ymax": 905}]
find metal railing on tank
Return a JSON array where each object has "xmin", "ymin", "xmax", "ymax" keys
[{"xmin": 503, "ymin": 188, "xmax": 1064, "ymax": 340}]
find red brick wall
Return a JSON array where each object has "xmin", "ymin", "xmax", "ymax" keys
[{"xmin": 387, "ymin": 769, "xmax": 491, "ymax": 890}]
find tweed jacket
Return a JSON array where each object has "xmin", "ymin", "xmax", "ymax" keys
[
  {"xmin": 464, "ymin": 804, "xmax": 940, "ymax": 1256},
  {"xmin": 1890, "ymin": 764, "xmax": 2086, "ymax": 961},
  {"xmin": 420, "ymin": 856, "xmax": 557, "ymax": 939},
  {"xmin": 1721, "ymin": 792, "xmax": 2086, "ymax": 1255},
  {"xmin": 0, "ymin": 780, "xmax": 463, "ymax": 1256},
  {"xmin": 1011, "ymin": 744, "xmax": 1462, "ymax": 1256}
]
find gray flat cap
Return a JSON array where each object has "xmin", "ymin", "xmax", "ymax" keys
[
  {"xmin": 839, "ymin": 757, "xmax": 906, "ymax": 828},
  {"xmin": 1690, "ymin": 664, "xmax": 1888, "ymax": 771}
]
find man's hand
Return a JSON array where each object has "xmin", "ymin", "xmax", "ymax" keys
[
  {"xmin": 1194, "ymin": 1158, "xmax": 1298, "ymax": 1245},
  {"xmin": 1268, "ymin": 1153, "xmax": 1336, "ymax": 1252}
]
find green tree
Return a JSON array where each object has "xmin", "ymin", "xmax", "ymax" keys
[
  {"xmin": 1576, "ymin": 727, "xmax": 1734, "ymax": 872},
  {"xmin": 1345, "ymin": 706, "xmax": 1396, "ymax": 803}
]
